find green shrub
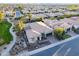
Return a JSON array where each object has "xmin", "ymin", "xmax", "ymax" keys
[{"xmin": 63, "ymin": 34, "xmax": 71, "ymax": 39}]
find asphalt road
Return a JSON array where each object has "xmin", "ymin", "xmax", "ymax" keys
[{"xmin": 32, "ymin": 35, "xmax": 79, "ymax": 56}]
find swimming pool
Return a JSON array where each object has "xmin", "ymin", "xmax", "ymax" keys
[{"xmin": 15, "ymin": 11, "xmax": 23, "ymax": 18}]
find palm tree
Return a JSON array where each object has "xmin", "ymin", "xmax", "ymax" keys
[{"xmin": 15, "ymin": 19, "xmax": 29, "ymax": 46}]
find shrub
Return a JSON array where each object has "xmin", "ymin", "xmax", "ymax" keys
[{"xmin": 63, "ymin": 34, "xmax": 71, "ymax": 39}]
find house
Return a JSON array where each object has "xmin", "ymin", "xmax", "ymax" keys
[
  {"xmin": 32, "ymin": 14, "xmax": 47, "ymax": 20},
  {"xmin": 5, "ymin": 11, "xmax": 14, "ymax": 17},
  {"xmin": 27, "ymin": 22, "xmax": 53, "ymax": 39},
  {"xmin": 25, "ymin": 28, "xmax": 41, "ymax": 44},
  {"xmin": 58, "ymin": 23, "xmax": 71, "ymax": 32},
  {"xmin": 43, "ymin": 19, "xmax": 72, "ymax": 32}
]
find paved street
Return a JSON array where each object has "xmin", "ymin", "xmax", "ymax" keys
[
  {"xmin": 31, "ymin": 35, "xmax": 79, "ymax": 56},
  {"xmin": 53, "ymin": 36, "xmax": 79, "ymax": 56}
]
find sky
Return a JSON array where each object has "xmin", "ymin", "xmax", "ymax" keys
[{"xmin": 0, "ymin": 0, "xmax": 79, "ymax": 3}]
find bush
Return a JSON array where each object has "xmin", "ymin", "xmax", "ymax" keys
[{"xmin": 63, "ymin": 34, "xmax": 71, "ymax": 39}]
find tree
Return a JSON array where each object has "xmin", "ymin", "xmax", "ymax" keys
[
  {"xmin": 27, "ymin": 12, "xmax": 32, "ymax": 21},
  {"xmin": 16, "ymin": 19, "xmax": 25, "ymax": 31},
  {"xmin": 54, "ymin": 28, "xmax": 65, "ymax": 40},
  {"xmin": 36, "ymin": 16, "xmax": 44, "ymax": 21},
  {"xmin": 0, "ymin": 11, "xmax": 5, "ymax": 23},
  {"xmin": 13, "ymin": 4, "xmax": 24, "ymax": 12},
  {"xmin": 64, "ymin": 14, "xmax": 72, "ymax": 18},
  {"xmin": 17, "ymin": 4, "xmax": 24, "ymax": 8},
  {"xmin": 39, "ymin": 17, "xmax": 44, "ymax": 21}
]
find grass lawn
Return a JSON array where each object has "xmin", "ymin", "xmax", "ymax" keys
[{"xmin": 0, "ymin": 21, "xmax": 13, "ymax": 46}]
